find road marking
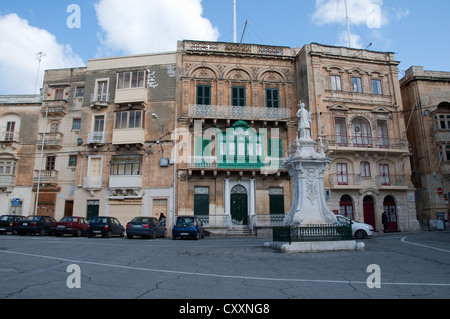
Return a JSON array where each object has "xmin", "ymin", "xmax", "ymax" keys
[
  {"xmin": 401, "ymin": 237, "xmax": 450, "ymax": 253},
  {"xmin": 1, "ymin": 249, "xmax": 450, "ymax": 287}
]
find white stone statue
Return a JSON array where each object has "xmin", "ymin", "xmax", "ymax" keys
[{"xmin": 296, "ymin": 102, "xmax": 312, "ymax": 141}]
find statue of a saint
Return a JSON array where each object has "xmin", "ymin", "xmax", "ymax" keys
[{"xmin": 296, "ymin": 102, "xmax": 312, "ymax": 141}]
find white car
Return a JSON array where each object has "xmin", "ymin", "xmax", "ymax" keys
[{"xmin": 336, "ymin": 215, "xmax": 374, "ymax": 239}]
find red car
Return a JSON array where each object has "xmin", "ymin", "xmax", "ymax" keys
[{"xmin": 52, "ymin": 216, "xmax": 89, "ymax": 237}]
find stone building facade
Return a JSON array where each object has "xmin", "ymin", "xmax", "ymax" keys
[
  {"xmin": 298, "ymin": 43, "xmax": 420, "ymax": 232},
  {"xmin": 0, "ymin": 40, "xmax": 422, "ymax": 234},
  {"xmin": 0, "ymin": 95, "xmax": 41, "ymax": 217},
  {"xmin": 400, "ymin": 66, "xmax": 450, "ymax": 227}
]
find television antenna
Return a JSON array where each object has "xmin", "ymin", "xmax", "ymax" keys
[{"xmin": 34, "ymin": 52, "xmax": 46, "ymax": 94}]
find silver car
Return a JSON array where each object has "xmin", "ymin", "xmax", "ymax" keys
[{"xmin": 336, "ymin": 215, "xmax": 374, "ymax": 239}]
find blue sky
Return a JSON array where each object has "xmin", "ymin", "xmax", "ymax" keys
[{"xmin": 0, "ymin": 0, "xmax": 449, "ymax": 95}]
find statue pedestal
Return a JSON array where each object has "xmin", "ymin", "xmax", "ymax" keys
[{"xmin": 283, "ymin": 139, "xmax": 337, "ymax": 226}]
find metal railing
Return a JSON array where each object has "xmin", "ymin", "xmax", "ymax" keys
[
  {"xmin": 324, "ymin": 135, "xmax": 409, "ymax": 150},
  {"xmin": 273, "ymin": 224, "xmax": 353, "ymax": 243},
  {"xmin": 189, "ymin": 104, "xmax": 291, "ymax": 121}
]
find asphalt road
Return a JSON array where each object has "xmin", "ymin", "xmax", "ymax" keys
[{"xmin": 0, "ymin": 230, "xmax": 449, "ymax": 302}]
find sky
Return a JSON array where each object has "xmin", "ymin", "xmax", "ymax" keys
[{"xmin": 0, "ymin": 0, "xmax": 449, "ymax": 95}]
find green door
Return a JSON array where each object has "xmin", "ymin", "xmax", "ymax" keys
[
  {"xmin": 194, "ymin": 194, "xmax": 209, "ymax": 216},
  {"xmin": 269, "ymin": 195, "xmax": 284, "ymax": 215},
  {"xmin": 231, "ymin": 194, "xmax": 248, "ymax": 225},
  {"xmin": 86, "ymin": 200, "xmax": 99, "ymax": 221}
]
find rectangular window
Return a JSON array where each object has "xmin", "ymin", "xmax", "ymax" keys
[
  {"xmin": 0, "ymin": 161, "xmax": 15, "ymax": 175},
  {"xmin": 372, "ymin": 79, "xmax": 382, "ymax": 95},
  {"xmin": 360, "ymin": 161, "xmax": 371, "ymax": 177},
  {"xmin": 97, "ymin": 81, "xmax": 108, "ymax": 102},
  {"xmin": 72, "ymin": 119, "xmax": 81, "ymax": 130},
  {"xmin": 337, "ymin": 163, "xmax": 348, "ymax": 185},
  {"xmin": 55, "ymin": 88, "xmax": 64, "ymax": 100},
  {"xmin": 266, "ymin": 88, "xmax": 280, "ymax": 108},
  {"xmin": 232, "ymin": 87, "xmax": 246, "ymax": 106},
  {"xmin": 335, "ymin": 118, "xmax": 348, "ymax": 146},
  {"xmin": 94, "ymin": 115, "xmax": 105, "ymax": 132},
  {"xmin": 352, "ymin": 77, "xmax": 362, "ymax": 93},
  {"xmin": 110, "ymin": 155, "xmax": 142, "ymax": 176},
  {"xmin": 377, "ymin": 120, "xmax": 389, "ymax": 148},
  {"xmin": 46, "ymin": 156, "xmax": 56, "ymax": 171},
  {"xmin": 115, "ymin": 111, "xmax": 143, "ymax": 130},
  {"xmin": 379, "ymin": 164, "xmax": 390, "ymax": 185},
  {"xmin": 197, "ymin": 85, "xmax": 211, "ymax": 105},
  {"xmin": 331, "ymin": 75, "xmax": 342, "ymax": 91},
  {"xmin": 5, "ymin": 122, "xmax": 16, "ymax": 141},
  {"xmin": 76, "ymin": 87, "xmax": 85, "ymax": 97},
  {"xmin": 68, "ymin": 155, "xmax": 77, "ymax": 167},
  {"xmin": 117, "ymin": 71, "xmax": 146, "ymax": 89}
]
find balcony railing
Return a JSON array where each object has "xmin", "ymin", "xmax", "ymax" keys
[
  {"xmin": 189, "ymin": 104, "xmax": 291, "ymax": 122},
  {"xmin": 90, "ymin": 93, "xmax": 110, "ymax": 108},
  {"xmin": 375, "ymin": 174, "xmax": 407, "ymax": 188},
  {"xmin": 0, "ymin": 130, "xmax": 20, "ymax": 143},
  {"xmin": 185, "ymin": 41, "xmax": 293, "ymax": 57},
  {"xmin": 187, "ymin": 156, "xmax": 284, "ymax": 172},
  {"xmin": 329, "ymin": 174, "xmax": 362, "ymax": 188},
  {"xmin": 33, "ymin": 170, "xmax": 58, "ymax": 182},
  {"xmin": 37, "ymin": 132, "xmax": 63, "ymax": 148},
  {"xmin": 41, "ymin": 101, "xmax": 67, "ymax": 116},
  {"xmin": 87, "ymin": 132, "xmax": 106, "ymax": 145},
  {"xmin": 324, "ymin": 135, "xmax": 409, "ymax": 151}
]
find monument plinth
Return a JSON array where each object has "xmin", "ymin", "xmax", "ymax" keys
[{"xmin": 283, "ymin": 102, "xmax": 337, "ymax": 226}]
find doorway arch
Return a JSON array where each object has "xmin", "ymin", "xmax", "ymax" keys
[
  {"xmin": 363, "ymin": 196, "xmax": 376, "ymax": 230},
  {"xmin": 383, "ymin": 195, "xmax": 398, "ymax": 232},
  {"xmin": 230, "ymin": 185, "xmax": 248, "ymax": 225}
]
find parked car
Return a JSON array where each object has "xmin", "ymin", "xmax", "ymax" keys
[
  {"xmin": 172, "ymin": 215, "xmax": 205, "ymax": 240},
  {"xmin": 336, "ymin": 215, "xmax": 374, "ymax": 239},
  {"xmin": 126, "ymin": 217, "xmax": 166, "ymax": 239},
  {"xmin": 52, "ymin": 216, "xmax": 89, "ymax": 237},
  {"xmin": 15, "ymin": 215, "xmax": 57, "ymax": 236},
  {"xmin": 87, "ymin": 216, "xmax": 125, "ymax": 238},
  {"xmin": 0, "ymin": 215, "xmax": 26, "ymax": 235}
]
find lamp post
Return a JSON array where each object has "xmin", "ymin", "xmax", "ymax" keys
[{"xmin": 34, "ymin": 106, "xmax": 48, "ymax": 216}]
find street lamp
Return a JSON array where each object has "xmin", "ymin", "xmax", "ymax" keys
[{"xmin": 151, "ymin": 113, "xmax": 164, "ymax": 135}]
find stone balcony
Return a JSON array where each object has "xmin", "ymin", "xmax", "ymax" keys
[
  {"xmin": 37, "ymin": 132, "xmax": 64, "ymax": 149},
  {"xmin": 112, "ymin": 128, "xmax": 145, "ymax": 147},
  {"xmin": 41, "ymin": 100, "xmax": 67, "ymax": 116},
  {"xmin": 188, "ymin": 104, "xmax": 291, "ymax": 123},
  {"xmin": 87, "ymin": 132, "xmax": 106, "ymax": 145},
  {"xmin": 114, "ymin": 87, "xmax": 148, "ymax": 107},
  {"xmin": 324, "ymin": 135, "xmax": 409, "ymax": 154}
]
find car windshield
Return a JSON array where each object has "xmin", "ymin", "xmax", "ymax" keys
[
  {"xmin": 336, "ymin": 216, "xmax": 351, "ymax": 226},
  {"xmin": 0, "ymin": 216, "xmax": 12, "ymax": 221},
  {"xmin": 90, "ymin": 217, "xmax": 108, "ymax": 224},
  {"xmin": 60, "ymin": 217, "xmax": 76, "ymax": 222},
  {"xmin": 176, "ymin": 217, "xmax": 195, "ymax": 226}
]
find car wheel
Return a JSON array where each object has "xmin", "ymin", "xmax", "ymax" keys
[
  {"xmin": 75, "ymin": 229, "xmax": 82, "ymax": 237},
  {"xmin": 39, "ymin": 229, "xmax": 46, "ymax": 236},
  {"xmin": 151, "ymin": 230, "xmax": 156, "ymax": 239},
  {"xmin": 355, "ymin": 230, "xmax": 367, "ymax": 239},
  {"xmin": 106, "ymin": 230, "xmax": 112, "ymax": 238},
  {"xmin": 172, "ymin": 234, "xmax": 177, "ymax": 240},
  {"xmin": 120, "ymin": 230, "xmax": 125, "ymax": 238},
  {"xmin": 195, "ymin": 232, "xmax": 200, "ymax": 240},
  {"xmin": 127, "ymin": 234, "xmax": 133, "ymax": 239},
  {"xmin": 162, "ymin": 229, "xmax": 167, "ymax": 238}
]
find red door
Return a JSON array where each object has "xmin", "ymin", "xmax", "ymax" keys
[
  {"xmin": 363, "ymin": 196, "xmax": 376, "ymax": 231},
  {"xmin": 383, "ymin": 196, "xmax": 398, "ymax": 232}
]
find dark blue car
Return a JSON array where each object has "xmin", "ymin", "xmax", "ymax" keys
[
  {"xmin": 172, "ymin": 216, "xmax": 205, "ymax": 240},
  {"xmin": 126, "ymin": 217, "xmax": 166, "ymax": 239}
]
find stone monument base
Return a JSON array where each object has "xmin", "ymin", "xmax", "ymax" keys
[{"xmin": 264, "ymin": 240, "xmax": 364, "ymax": 253}]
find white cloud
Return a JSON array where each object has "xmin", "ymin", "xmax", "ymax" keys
[
  {"xmin": 95, "ymin": 0, "xmax": 220, "ymax": 56},
  {"xmin": 0, "ymin": 13, "xmax": 84, "ymax": 95},
  {"xmin": 312, "ymin": 0, "xmax": 387, "ymax": 28}
]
